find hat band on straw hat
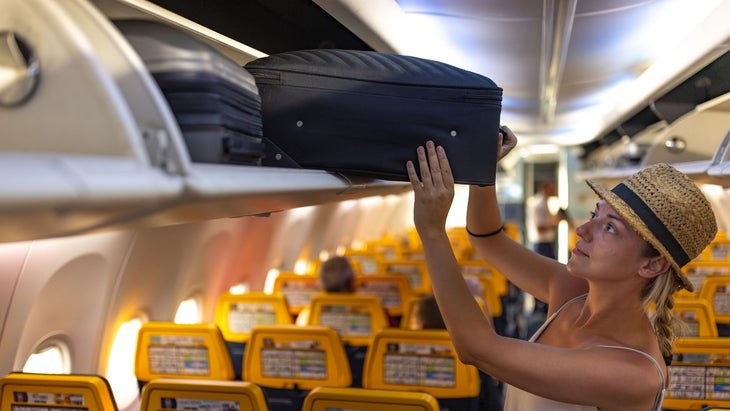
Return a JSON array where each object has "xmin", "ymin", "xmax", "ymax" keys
[{"xmin": 612, "ymin": 183, "xmax": 691, "ymax": 267}]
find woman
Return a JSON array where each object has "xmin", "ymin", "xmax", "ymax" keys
[{"xmin": 405, "ymin": 127, "xmax": 717, "ymax": 411}]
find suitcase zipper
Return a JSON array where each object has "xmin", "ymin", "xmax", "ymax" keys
[{"xmin": 251, "ymin": 71, "xmax": 501, "ymax": 106}]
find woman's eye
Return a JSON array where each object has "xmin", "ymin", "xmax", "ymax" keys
[{"xmin": 589, "ymin": 211, "xmax": 597, "ymax": 219}]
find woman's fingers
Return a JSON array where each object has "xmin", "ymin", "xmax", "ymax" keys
[
  {"xmin": 407, "ymin": 141, "xmax": 452, "ymax": 192},
  {"xmin": 425, "ymin": 141, "xmax": 443, "ymax": 187},
  {"xmin": 406, "ymin": 159, "xmax": 421, "ymax": 192},
  {"xmin": 416, "ymin": 144, "xmax": 432, "ymax": 190},
  {"xmin": 498, "ymin": 125, "xmax": 518, "ymax": 160},
  {"xmin": 436, "ymin": 144, "xmax": 454, "ymax": 188}
]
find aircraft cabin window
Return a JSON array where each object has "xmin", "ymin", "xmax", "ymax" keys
[
  {"xmin": 294, "ymin": 258, "xmax": 312, "ymax": 275},
  {"xmin": 264, "ymin": 268, "xmax": 281, "ymax": 294},
  {"xmin": 106, "ymin": 317, "xmax": 144, "ymax": 409},
  {"xmin": 22, "ymin": 342, "xmax": 69, "ymax": 374},
  {"xmin": 229, "ymin": 283, "xmax": 250, "ymax": 295},
  {"xmin": 174, "ymin": 295, "xmax": 203, "ymax": 324}
]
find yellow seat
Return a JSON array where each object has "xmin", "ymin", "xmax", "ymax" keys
[
  {"xmin": 380, "ymin": 259, "xmax": 432, "ymax": 295},
  {"xmin": 0, "ymin": 373, "xmax": 116, "ymax": 411},
  {"xmin": 243, "ymin": 324, "xmax": 352, "ymax": 411},
  {"xmin": 305, "ymin": 293, "xmax": 389, "ymax": 346},
  {"xmin": 141, "ymin": 378, "xmax": 268, "ymax": 411},
  {"xmin": 698, "ymin": 231, "xmax": 730, "ymax": 261},
  {"xmin": 343, "ymin": 249, "xmax": 384, "ymax": 275},
  {"xmin": 271, "ymin": 273, "xmax": 321, "ymax": 317},
  {"xmin": 665, "ymin": 337, "xmax": 730, "ymax": 410},
  {"xmin": 459, "ymin": 259, "xmax": 508, "ymax": 296},
  {"xmin": 305, "ymin": 293, "xmax": 390, "ymax": 388},
  {"xmin": 355, "ymin": 273, "xmax": 412, "ymax": 318},
  {"xmin": 400, "ymin": 295, "xmax": 490, "ymax": 329},
  {"xmin": 243, "ymin": 324, "xmax": 351, "ymax": 389},
  {"xmin": 135, "ymin": 322, "xmax": 234, "ymax": 383},
  {"xmin": 362, "ymin": 328, "xmax": 481, "ymax": 410},
  {"xmin": 672, "ymin": 297, "xmax": 718, "ymax": 337},
  {"xmin": 699, "ymin": 276, "xmax": 730, "ymax": 326},
  {"xmin": 214, "ymin": 291, "xmax": 292, "ymax": 379},
  {"xmin": 303, "ymin": 386, "xmax": 439, "ymax": 411},
  {"xmin": 215, "ymin": 291, "xmax": 292, "ymax": 343},
  {"xmin": 682, "ymin": 261, "xmax": 730, "ymax": 296},
  {"xmin": 463, "ymin": 274, "xmax": 503, "ymax": 317},
  {"xmin": 364, "ymin": 233, "xmax": 408, "ymax": 260}
]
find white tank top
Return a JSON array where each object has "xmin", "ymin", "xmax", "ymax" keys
[{"xmin": 502, "ymin": 294, "xmax": 665, "ymax": 411}]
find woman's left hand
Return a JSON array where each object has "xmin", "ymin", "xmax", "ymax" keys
[{"xmin": 406, "ymin": 141, "xmax": 454, "ymax": 237}]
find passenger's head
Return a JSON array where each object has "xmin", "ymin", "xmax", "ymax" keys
[
  {"xmin": 410, "ymin": 294, "xmax": 446, "ymax": 330},
  {"xmin": 586, "ymin": 163, "xmax": 716, "ymax": 292},
  {"xmin": 586, "ymin": 163, "xmax": 717, "ymax": 357},
  {"xmin": 318, "ymin": 256, "xmax": 356, "ymax": 293}
]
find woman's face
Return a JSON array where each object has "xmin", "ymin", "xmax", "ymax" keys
[{"xmin": 567, "ymin": 200, "xmax": 652, "ymax": 281}]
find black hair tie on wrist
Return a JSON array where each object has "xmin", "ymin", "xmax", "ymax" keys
[{"xmin": 466, "ymin": 225, "xmax": 504, "ymax": 237}]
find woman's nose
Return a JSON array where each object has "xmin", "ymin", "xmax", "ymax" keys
[{"xmin": 575, "ymin": 220, "xmax": 590, "ymax": 240}]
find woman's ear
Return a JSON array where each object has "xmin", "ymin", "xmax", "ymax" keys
[{"xmin": 638, "ymin": 255, "xmax": 671, "ymax": 279}]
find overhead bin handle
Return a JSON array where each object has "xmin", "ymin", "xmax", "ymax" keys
[{"xmin": 0, "ymin": 31, "xmax": 40, "ymax": 107}]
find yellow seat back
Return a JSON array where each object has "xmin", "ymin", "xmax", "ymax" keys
[
  {"xmin": 665, "ymin": 337, "xmax": 730, "ymax": 410},
  {"xmin": 459, "ymin": 259, "xmax": 508, "ymax": 296},
  {"xmin": 683, "ymin": 261, "xmax": 730, "ymax": 297},
  {"xmin": 672, "ymin": 297, "xmax": 718, "ymax": 337},
  {"xmin": 135, "ymin": 322, "xmax": 234, "ymax": 381},
  {"xmin": 355, "ymin": 274, "xmax": 411, "ymax": 317},
  {"xmin": 380, "ymin": 260, "xmax": 431, "ymax": 295},
  {"xmin": 306, "ymin": 293, "xmax": 389, "ymax": 346},
  {"xmin": 272, "ymin": 273, "xmax": 321, "ymax": 316},
  {"xmin": 140, "ymin": 378, "xmax": 268, "ymax": 411},
  {"xmin": 242, "ymin": 325, "xmax": 351, "ymax": 390},
  {"xmin": 699, "ymin": 276, "xmax": 730, "ymax": 324},
  {"xmin": 214, "ymin": 291, "xmax": 292, "ymax": 343},
  {"xmin": 400, "ymin": 295, "xmax": 489, "ymax": 330},
  {"xmin": 0, "ymin": 373, "xmax": 117, "ymax": 411},
  {"xmin": 302, "ymin": 386, "xmax": 439, "ymax": 411},
  {"xmin": 362, "ymin": 328, "xmax": 480, "ymax": 399}
]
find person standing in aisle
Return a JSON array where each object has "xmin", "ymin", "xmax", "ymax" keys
[{"xmin": 405, "ymin": 127, "xmax": 717, "ymax": 410}]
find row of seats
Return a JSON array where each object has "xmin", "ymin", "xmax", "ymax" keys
[
  {"xmin": 662, "ymin": 232, "xmax": 730, "ymax": 410},
  {"xmin": 665, "ymin": 337, "xmax": 730, "ymax": 410},
  {"xmin": 133, "ymin": 321, "xmax": 481, "ymax": 411},
  {"xmin": 0, "ymin": 372, "xmax": 442, "ymax": 411},
  {"xmin": 272, "ymin": 267, "xmax": 503, "ymax": 321},
  {"xmin": 677, "ymin": 276, "xmax": 730, "ymax": 333}
]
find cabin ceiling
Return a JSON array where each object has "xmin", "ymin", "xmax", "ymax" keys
[{"xmin": 151, "ymin": 0, "xmax": 730, "ymax": 157}]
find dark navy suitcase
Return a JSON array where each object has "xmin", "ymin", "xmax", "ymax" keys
[
  {"xmin": 115, "ymin": 19, "xmax": 265, "ymax": 165},
  {"xmin": 245, "ymin": 49, "xmax": 503, "ymax": 185}
]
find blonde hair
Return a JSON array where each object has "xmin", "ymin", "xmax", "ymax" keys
[{"xmin": 642, "ymin": 268, "xmax": 678, "ymax": 359}]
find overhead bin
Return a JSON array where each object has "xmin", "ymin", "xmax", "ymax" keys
[
  {"xmin": 642, "ymin": 93, "xmax": 730, "ymax": 164},
  {"xmin": 579, "ymin": 92, "xmax": 730, "ymax": 188},
  {"xmin": 0, "ymin": 0, "xmax": 409, "ymax": 243}
]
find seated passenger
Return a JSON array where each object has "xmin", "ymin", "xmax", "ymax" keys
[
  {"xmin": 296, "ymin": 256, "xmax": 356, "ymax": 326},
  {"xmin": 409, "ymin": 294, "xmax": 446, "ymax": 330},
  {"xmin": 319, "ymin": 256, "xmax": 357, "ymax": 293},
  {"xmin": 409, "ymin": 293, "xmax": 503, "ymax": 411}
]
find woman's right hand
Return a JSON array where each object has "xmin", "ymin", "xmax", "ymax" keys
[{"xmin": 498, "ymin": 125, "xmax": 517, "ymax": 162}]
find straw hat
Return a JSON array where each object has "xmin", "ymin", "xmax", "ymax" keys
[{"xmin": 586, "ymin": 163, "xmax": 717, "ymax": 291}]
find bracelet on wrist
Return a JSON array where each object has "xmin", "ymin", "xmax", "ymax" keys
[{"xmin": 466, "ymin": 224, "xmax": 504, "ymax": 238}]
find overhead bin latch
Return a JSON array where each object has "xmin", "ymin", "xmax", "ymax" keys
[
  {"xmin": 142, "ymin": 128, "xmax": 174, "ymax": 171},
  {"xmin": 0, "ymin": 32, "xmax": 39, "ymax": 107}
]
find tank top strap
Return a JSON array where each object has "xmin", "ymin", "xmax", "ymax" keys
[
  {"xmin": 528, "ymin": 293, "xmax": 587, "ymax": 342},
  {"xmin": 595, "ymin": 345, "xmax": 666, "ymax": 411}
]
